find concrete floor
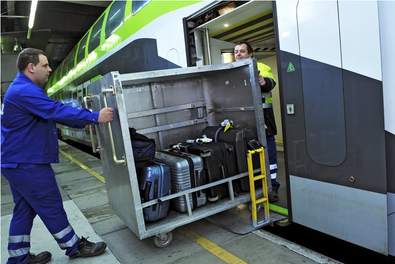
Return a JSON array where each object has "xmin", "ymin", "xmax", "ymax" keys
[{"xmin": 1, "ymin": 140, "xmax": 341, "ymax": 264}]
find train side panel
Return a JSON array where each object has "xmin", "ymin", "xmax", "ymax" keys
[{"xmin": 276, "ymin": 0, "xmax": 392, "ymax": 255}]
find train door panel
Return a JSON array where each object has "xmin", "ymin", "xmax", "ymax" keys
[{"xmin": 275, "ymin": 0, "xmax": 388, "ymax": 255}]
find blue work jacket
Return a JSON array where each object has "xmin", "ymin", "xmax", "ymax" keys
[{"xmin": 1, "ymin": 72, "xmax": 99, "ymax": 165}]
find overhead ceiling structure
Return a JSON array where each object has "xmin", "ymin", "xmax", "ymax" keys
[
  {"xmin": 1, "ymin": 0, "xmax": 276, "ymax": 73},
  {"xmin": 1, "ymin": 0, "xmax": 111, "ymax": 72}
]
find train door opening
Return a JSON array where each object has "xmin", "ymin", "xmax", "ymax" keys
[{"xmin": 184, "ymin": 0, "xmax": 287, "ymax": 209}]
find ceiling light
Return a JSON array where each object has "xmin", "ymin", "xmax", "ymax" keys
[{"xmin": 27, "ymin": 0, "xmax": 38, "ymax": 39}]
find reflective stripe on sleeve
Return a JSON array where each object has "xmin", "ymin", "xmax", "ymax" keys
[
  {"xmin": 262, "ymin": 93, "xmax": 273, "ymax": 108},
  {"xmin": 262, "ymin": 103, "xmax": 273, "ymax": 109}
]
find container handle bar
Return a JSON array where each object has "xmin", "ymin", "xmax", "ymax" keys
[
  {"xmin": 103, "ymin": 86, "xmax": 126, "ymax": 165},
  {"xmin": 83, "ymin": 95, "xmax": 100, "ymax": 153}
]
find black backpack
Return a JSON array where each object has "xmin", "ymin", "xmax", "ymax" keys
[{"xmin": 129, "ymin": 128, "xmax": 156, "ymax": 170}]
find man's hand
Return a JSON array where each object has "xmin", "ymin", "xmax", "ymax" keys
[
  {"xmin": 258, "ymin": 75, "xmax": 266, "ymax": 86},
  {"xmin": 98, "ymin": 108, "xmax": 114, "ymax": 123}
]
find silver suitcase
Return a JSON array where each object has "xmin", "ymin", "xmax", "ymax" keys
[{"xmin": 155, "ymin": 150, "xmax": 207, "ymax": 212}]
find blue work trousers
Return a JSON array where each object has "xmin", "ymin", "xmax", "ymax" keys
[
  {"xmin": 1, "ymin": 164, "xmax": 80, "ymax": 264},
  {"xmin": 267, "ymin": 135, "xmax": 280, "ymax": 190}
]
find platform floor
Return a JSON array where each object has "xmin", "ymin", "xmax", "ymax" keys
[{"xmin": 1, "ymin": 140, "xmax": 341, "ymax": 264}]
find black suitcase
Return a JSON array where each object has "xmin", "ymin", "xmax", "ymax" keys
[
  {"xmin": 155, "ymin": 150, "xmax": 207, "ymax": 212},
  {"xmin": 173, "ymin": 142, "xmax": 237, "ymax": 201},
  {"xmin": 201, "ymin": 126, "xmax": 262, "ymax": 191},
  {"xmin": 137, "ymin": 162, "xmax": 171, "ymax": 222}
]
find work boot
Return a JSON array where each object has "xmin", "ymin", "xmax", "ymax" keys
[
  {"xmin": 269, "ymin": 189, "xmax": 279, "ymax": 203},
  {"xmin": 69, "ymin": 237, "xmax": 107, "ymax": 259},
  {"xmin": 27, "ymin": 251, "xmax": 52, "ymax": 264}
]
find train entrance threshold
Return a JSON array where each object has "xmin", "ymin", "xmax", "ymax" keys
[{"xmin": 1, "ymin": 141, "xmax": 341, "ymax": 264}]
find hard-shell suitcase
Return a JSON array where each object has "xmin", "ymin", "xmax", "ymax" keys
[
  {"xmin": 155, "ymin": 150, "xmax": 207, "ymax": 212},
  {"xmin": 137, "ymin": 162, "xmax": 171, "ymax": 222},
  {"xmin": 173, "ymin": 142, "xmax": 237, "ymax": 201},
  {"xmin": 201, "ymin": 126, "xmax": 262, "ymax": 191}
]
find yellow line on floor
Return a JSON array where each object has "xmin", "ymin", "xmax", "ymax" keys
[
  {"xmin": 178, "ymin": 226, "xmax": 247, "ymax": 264},
  {"xmin": 59, "ymin": 149, "xmax": 105, "ymax": 183}
]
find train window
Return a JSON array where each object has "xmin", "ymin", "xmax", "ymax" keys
[
  {"xmin": 68, "ymin": 47, "xmax": 77, "ymax": 72},
  {"xmin": 89, "ymin": 15, "xmax": 104, "ymax": 53},
  {"xmin": 77, "ymin": 34, "xmax": 88, "ymax": 64},
  {"xmin": 105, "ymin": 1, "xmax": 126, "ymax": 39},
  {"xmin": 57, "ymin": 63, "xmax": 63, "ymax": 82},
  {"xmin": 62, "ymin": 57, "xmax": 69, "ymax": 78},
  {"xmin": 132, "ymin": 0, "xmax": 150, "ymax": 15}
]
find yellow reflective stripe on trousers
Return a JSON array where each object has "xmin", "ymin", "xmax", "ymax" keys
[{"xmin": 178, "ymin": 226, "xmax": 247, "ymax": 264}]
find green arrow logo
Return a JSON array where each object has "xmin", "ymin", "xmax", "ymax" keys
[{"xmin": 287, "ymin": 62, "xmax": 295, "ymax": 72}]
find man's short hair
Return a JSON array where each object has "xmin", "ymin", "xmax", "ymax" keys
[
  {"xmin": 16, "ymin": 48, "xmax": 47, "ymax": 72},
  {"xmin": 234, "ymin": 41, "xmax": 253, "ymax": 54}
]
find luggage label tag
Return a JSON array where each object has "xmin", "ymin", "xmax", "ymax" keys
[{"xmin": 221, "ymin": 119, "xmax": 234, "ymax": 132}]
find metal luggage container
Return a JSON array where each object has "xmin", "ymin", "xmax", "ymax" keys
[{"xmin": 88, "ymin": 59, "xmax": 270, "ymax": 247}]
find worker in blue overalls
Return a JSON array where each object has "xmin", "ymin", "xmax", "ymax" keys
[
  {"xmin": 234, "ymin": 41, "xmax": 280, "ymax": 202},
  {"xmin": 1, "ymin": 48, "xmax": 114, "ymax": 264}
]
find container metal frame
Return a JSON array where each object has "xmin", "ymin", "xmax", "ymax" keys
[{"xmin": 88, "ymin": 59, "xmax": 271, "ymax": 246}]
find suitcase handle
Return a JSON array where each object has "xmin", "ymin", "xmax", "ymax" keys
[
  {"xmin": 247, "ymin": 139, "xmax": 262, "ymax": 150},
  {"xmin": 219, "ymin": 164, "xmax": 226, "ymax": 179},
  {"xmin": 153, "ymin": 179, "xmax": 158, "ymax": 211},
  {"xmin": 214, "ymin": 126, "xmax": 224, "ymax": 142},
  {"xmin": 144, "ymin": 181, "xmax": 158, "ymax": 211},
  {"xmin": 144, "ymin": 181, "xmax": 152, "ymax": 202}
]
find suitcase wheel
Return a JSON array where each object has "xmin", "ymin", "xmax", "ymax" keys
[
  {"xmin": 153, "ymin": 231, "xmax": 173, "ymax": 248},
  {"xmin": 208, "ymin": 195, "xmax": 219, "ymax": 202},
  {"xmin": 200, "ymin": 152, "xmax": 211, "ymax": 158}
]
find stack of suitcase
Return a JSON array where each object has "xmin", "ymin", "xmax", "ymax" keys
[
  {"xmin": 172, "ymin": 142, "xmax": 237, "ymax": 202},
  {"xmin": 201, "ymin": 126, "xmax": 262, "ymax": 192},
  {"xmin": 135, "ymin": 125, "xmax": 262, "ymax": 222}
]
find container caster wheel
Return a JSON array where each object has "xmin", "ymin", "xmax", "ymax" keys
[
  {"xmin": 153, "ymin": 232, "xmax": 173, "ymax": 248},
  {"xmin": 248, "ymin": 202, "xmax": 262, "ymax": 212}
]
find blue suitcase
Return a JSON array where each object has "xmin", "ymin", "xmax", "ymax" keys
[{"xmin": 137, "ymin": 162, "xmax": 171, "ymax": 222}]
